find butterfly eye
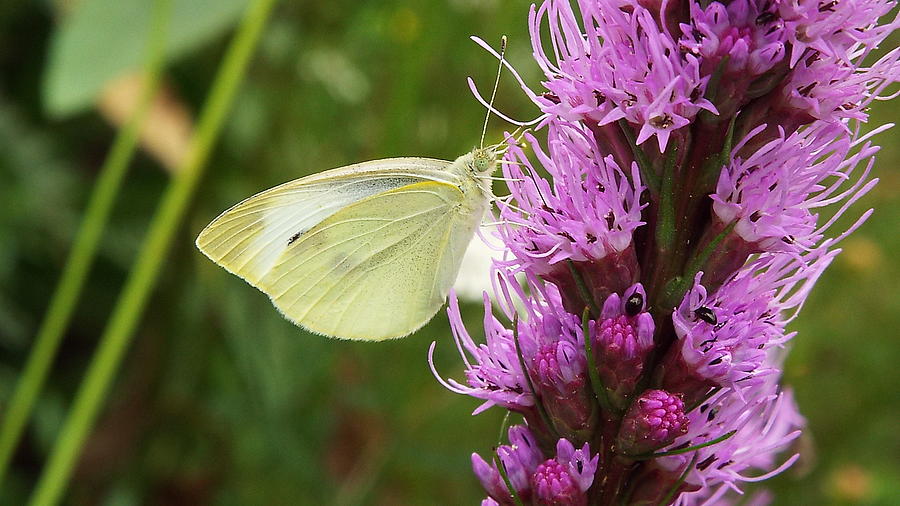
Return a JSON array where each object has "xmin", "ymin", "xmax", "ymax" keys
[{"xmin": 473, "ymin": 153, "xmax": 492, "ymax": 173}]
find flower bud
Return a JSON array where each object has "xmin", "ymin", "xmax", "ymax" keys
[
  {"xmin": 533, "ymin": 459, "xmax": 585, "ymax": 506},
  {"xmin": 531, "ymin": 337, "xmax": 595, "ymax": 439},
  {"xmin": 531, "ymin": 438, "xmax": 599, "ymax": 506},
  {"xmin": 617, "ymin": 390, "xmax": 690, "ymax": 456},
  {"xmin": 592, "ymin": 285, "xmax": 655, "ymax": 410},
  {"xmin": 471, "ymin": 425, "xmax": 543, "ymax": 503}
]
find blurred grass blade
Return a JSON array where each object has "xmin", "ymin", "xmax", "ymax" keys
[
  {"xmin": 44, "ymin": 0, "xmax": 249, "ymax": 118},
  {"xmin": 0, "ymin": 0, "xmax": 173, "ymax": 487},
  {"xmin": 27, "ymin": 0, "xmax": 278, "ymax": 503}
]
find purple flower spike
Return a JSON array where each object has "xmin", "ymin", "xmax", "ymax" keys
[
  {"xmin": 678, "ymin": 0, "xmax": 788, "ymax": 116},
  {"xmin": 681, "ymin": 0, "xmax": 787, "ymax": 78},
  {"xmin": 472, "ymin": 454, "xmax": 510, "ymax": 503},
  {"xmin": 735, "ymin": 4, "xmax": 900, "ymax": 136},
  {"xmin": 431, "ymin": 293, "xmax": 533, "ymax": 415},
  {"xmin": 533, "ymin": 339, "xmax": 583, "ymax": 391},
  {"xmin": 711, "ymin": 122, "xmax": 881, "ymax": 261},
  {"xmin": 554, "ymin": 438, "xmax": 600, "ymax": 492},
  {"xmin": 530, "ymin": 336, "xmax": 596, "ymax": 438},
  {"xmin": 435, "ymin": 275, "xmax": 599, "ymax": 439},
  {"xmin": 433, "ymin": 1, "xmax": 899, "ymax": 502},
  {"xmin": 496, "ymin": 121, "xmax": 645, "ymax": 314},
  {"xmin": 773, "ymin": 48, "xmax": 900, "ymax": 128},
  {"xmin": 776, "ymin": 0, "xmax": 900, "ymax": 66},
  {"xmin": 592, "ymin": 284, "xmax": 655, "ymax": 410},
  {"xmin": 617, "ymin": 389, "xmax": 690, "ymax": 456},
  {"xmin": 499, "ymin": 272, "xmax": 598, "ymax": 438}
]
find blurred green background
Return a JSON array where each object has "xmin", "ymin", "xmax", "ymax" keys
[{"xmin": 0, "ymin": 0, "xmax": 896, "ymax": 504}]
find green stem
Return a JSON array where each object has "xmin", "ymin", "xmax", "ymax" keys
[
  {"xmin": 657, "ymin": 453, "xmax": 698, "ymax": 506},
  {"xmin": 683, "ymin": 222, "xmax": 736, "ymax": 279},
  {"xmin": 660, "ymin": 222, "xmax": 736, "ymax": 310},
  {"xmin": 618, "ymin": 120, "xmax": 659, "ymax": 193},
  {"xmin": 27, "ymin": 0, "xmax": 277, "ymax": 504},
  {"xmin": 496, "ymin": 411, "xmax": 512, "ymax": 446},
  {"xmin": 698, "ymin": 115, "xmax": 737, "ymax": 192},
  {"xmin": 495, "ymin": 456, "xmax": 526, "ymax": 506},
  {"xmin": 566, "ymin": 260, "xmax": 600, "ymax": 316},
  {"xmin": 0, "ymin": 0, "xmax": 172, "ymax": 486},
  {"xmin": 630, "ymin": 430, "xmax": 737, "ymax": 460},
  {"xmin": 654, "ymin": 146, "xmax": 678, "ymax": 259}
]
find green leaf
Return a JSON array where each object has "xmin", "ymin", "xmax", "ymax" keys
[{"xmin": 43, "ymin": 0, "xmax": 249, "ymax": 117}]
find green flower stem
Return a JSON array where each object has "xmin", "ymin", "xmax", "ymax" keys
[
  {"xmin": 660, "ymin": 222, "xmax": 736, "ymax": 311},
  {"xmin": 657, "ymin": 453, "xmax": 698, "ymax": 506},
  {"xmin": 566, "ymin": 260, "xmax": 600, "ymax": 316},
  {"xmin": 27, "ymin": 0, "xmax": 277, "ymax": 504},
  {"xmin": 654, "ymin": 146, "xmax": 678, "ymax": 259},
  {"xmin": 629, "ymin": 430, "xmax": 737, "ymax": 460},
  {"xmin": 495, "ymin": 455, "xmax": 526, "ymax": 506},
  {"xmin": 0, "ymin": 0, "xmax": 172, "ymax": 486},
  {"xmin": 618, "ymin": 120, "xmax": 659, "ymax": 194}
]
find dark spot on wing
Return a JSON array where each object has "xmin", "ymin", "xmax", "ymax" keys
[{"xmin": 287, "ymin": 230, "xmax": 303, "ymax": 245}]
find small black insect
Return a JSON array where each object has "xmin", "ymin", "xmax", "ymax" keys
[
  {"xmin": 695, "ymin": 306, "xmax": 718, "ymax": 325},
  {"xmin": 625, "ymin": 292, "xmax": 644, "ymax": 316}
]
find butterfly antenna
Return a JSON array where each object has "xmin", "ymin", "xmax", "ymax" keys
[{"xmin": 480, "ymin": 35, "xmax": 507, "ymax": 149}]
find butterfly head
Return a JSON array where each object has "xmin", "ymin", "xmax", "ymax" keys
[{"xmin": 470, "ymin": 147, "xmax": 497, "ymax": 176}]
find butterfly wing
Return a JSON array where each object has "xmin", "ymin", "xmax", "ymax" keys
[
  {"xmin": 196, "ymin": 158, "xmax": 455, "ymax": 287},
  {"xmin": 260, "ymin": 180, "xmax": 483, "ymax": 340},
  {"xmin": 196, "ymin": 157, "xmax": 486, "ymax": 340}
]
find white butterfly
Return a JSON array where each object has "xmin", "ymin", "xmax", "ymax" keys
[
  {"xmin": 196, "ymin": 36, "xmax": 529, "ymax": 340},
  {"xmin": 195, "ymin": 149, "xmax": 506, "ymax": 340}
]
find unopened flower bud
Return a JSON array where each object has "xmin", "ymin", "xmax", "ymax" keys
[
  {"xmin": 531, "ymin": 438, "xmax": 599, "ymax": 505},
  {"xmin": 533, "ymin": 459, "xmax": 586, "ymax": 506},
  {"xmin": 471, "ymin": 425, "xmax": 543, "ymax": 503},
  {"xmin": 592, "ymin": 285, "xmax": 655, "ymax": 410},
  {"xmin": 531, "ymin": 338, "xmax": 595, "ymax": 438},
  {"xmin": 617, "ymin": 390, "xmax": 690, "ymax": 456}
]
